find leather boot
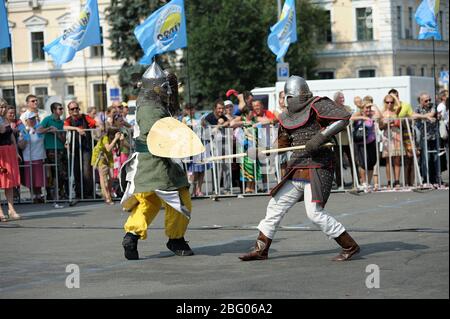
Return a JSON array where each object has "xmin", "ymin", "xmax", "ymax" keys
[
  {"xmin": 122, "ymin": 232, "xmax": 140, "ymax": 260},
  {"xmin": 239, "ymin": 232, "xmax": 272, "ymax": 261},
  {"xmin": 332, "ymin": 231, "xmax": 360, "ymax": 261}
]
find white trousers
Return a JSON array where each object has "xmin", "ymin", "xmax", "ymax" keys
[{"xmin": 258, "ymin": 180, "xmax": 345, "ymax": 239}]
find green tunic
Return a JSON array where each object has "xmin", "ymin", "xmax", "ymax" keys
[{"xmin": 131, "ymin": 97, "xmax": 189, "ymax": 194}]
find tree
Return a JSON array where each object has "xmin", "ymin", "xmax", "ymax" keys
[
  {"xmin": 106, "ymin": 0, "xmax": 328, "ymax": 106},
  {"xmin": 105, "ymin": 0, "xmax": 163, "ymax": 100}
]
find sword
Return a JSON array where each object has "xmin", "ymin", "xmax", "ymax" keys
[{"xmin": 202, "ymin": 142, "xmax": 334, "ymax": 162}]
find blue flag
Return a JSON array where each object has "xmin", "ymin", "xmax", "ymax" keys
[
  {"xmin": 418, "ymin": 25, "xmax": 442, "ymax": 40},
  {"xmin": 415, "ymin": 0, "xmax": 441, "ymax": 40},
  {"xmin": 0, "ymin": 0, "xmax": 10, "ymax": 50},
  {"xmin": 43, "ymin": 0, "xmax": 101, "ymax": 66},
  {"xmin": 415, "ymin": 0, "xmax": 439, "ymax": 28},
  {"xmin": 134, "ymin": 0, "xmax": 187, "ymax": 65},
  {"xmin": 267, "ymin": 0, "xmax": 297, "ymax": 62}
]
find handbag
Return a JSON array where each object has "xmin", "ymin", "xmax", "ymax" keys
[{"xmin": 352, "ymin": 121, "xmax": 368, "ymax": 143}]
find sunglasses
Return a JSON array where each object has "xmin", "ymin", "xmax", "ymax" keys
[
  {"xmin": 385, "ymin": 101, "xmax": 394, "ymax": 104},
  {"xmin": 57, "ymin": 107, "xmax": 64, "ymax": 111},
  {"xmin": 29, "ymin": 100, "xmax": 38, "ymax": 103},
  {"xmin": 424, "ymin": 99, "xmax": 431, "ymax": 103},
  {"xmin": 69, "ymin": 107, "xmax": 80, "ymax": 111}
]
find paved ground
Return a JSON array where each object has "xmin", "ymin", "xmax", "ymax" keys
[{"xmin": 0, "ymin": 188, "xmax": 448, "ymax": 299}]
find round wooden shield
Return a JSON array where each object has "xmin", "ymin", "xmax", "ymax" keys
[{"xmin": 147, "ymin": 117, "xmax": 205, "ymax": 158}]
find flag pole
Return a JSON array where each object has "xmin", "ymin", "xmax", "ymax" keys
[
  {"xmin": 4, "ymin": 3, "xmax": 16, "ymax": 109},
  {"xmin": 8, "ymin": 33, "xmax": 16, "ymax": 109},
  {"xmin": 432, "ymin": 37, "xmax": 437, "ymax": 102},
  {"xmin": 185, "ymin": 47, "xmax": 191, "ymax": 105}
]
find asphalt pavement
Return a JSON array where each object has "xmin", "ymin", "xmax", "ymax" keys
[{"xmin": 0, "ymin": 188, "xmax": 448, "ymax": 299}]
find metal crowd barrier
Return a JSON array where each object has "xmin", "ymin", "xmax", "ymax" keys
[{"xmin": 5, "ymin": 118, "xmax": 448, "ymax": 205}]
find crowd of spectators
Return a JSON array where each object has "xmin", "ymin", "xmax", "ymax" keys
[{"xmin": 0, "ymin": 86, "xmax": 448, "ymax": 214}]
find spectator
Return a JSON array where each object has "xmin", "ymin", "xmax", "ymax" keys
[
  {"xmin": 0, "ymin": 104, "xmax": 22, "ymax": 221},
  {"xmin": 334, "ymin": 91, "xmax": 355, "ymax": 188},
  {"xmin": 415, "ymin": 92, "xmax": 440, "ymax": 186},
  {"xmin": 181, "ymin": 103, "xmax": 198, "ymax": 127},
  {"xmin": 353, "ymin": 96, "xmax": 363, "ymax": 113},
  {"xmin": 437, "ymin": 91, "xmax": 448, "ymax": 153},
  {"xmin": 224, "ymin": 100, "xmax": 235, "ymax": 121},
  {"xmin": 64, "ymin": 101, "xmax": 97, "ymax": 199},
  {"xmin": 230, "ymin": 102, "xmax": 261, "ymax": 193},
  {"xmin": 232, "ymin": 91, "xmax": 254, "ymax": 117},
  {"xmin": 379, "ymin": 94, "xmax": 404, "ymax": 189},
  {"xmin": 389, "ymin": 88, "xmax": 434, "ymax": 186},
  {"xmin": 111, "ymin": 114, "xmax": 131, "ymax": 196},
  {"xmin": 91, "ymin": 128, "xmax": 123, "ymax": 205},
  {"xmin": 251, "ymin": 99, "xmax": 276, "ymax": 192},
  {"xmin": 19, "ymin": 94, "xmax": 47, "ymax": 123},
  {"xmin": 18, "ymin": 111, "xmax": 46, "ymax": 203},
  {"xmin": 203, "ymin": 100, "xmax": 231, "ymax": 194},
  {"xmin": 5, "ymin": 106, "xmax": 24, "ymax": 136},
  {"xmin": 38, "ymin": 102, "xmax": 68, "ymax": 200},
  {"xmin": 351, "ymin": 101, "xmax": 381, "ymax": 192},
  {"xmin": 251, "ymin": 99, "xmax": 276, "ymax": 125}
]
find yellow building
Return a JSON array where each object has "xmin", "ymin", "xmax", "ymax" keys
[
  {"xmin": 313, "ymin": 0, "xmax": 449, "ymax": 84},
  {"xmin": 0, "ymin": 0, "xmax": 123, "ymax": 112}
]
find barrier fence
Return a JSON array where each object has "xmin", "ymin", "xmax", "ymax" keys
[{"xmin": 2, "ymin": 117, "xmax": 448, "ymax": 205}]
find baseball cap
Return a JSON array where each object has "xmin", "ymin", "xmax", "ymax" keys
[
  {"xmin": 224, "ymin": 100, "xmax": 233, "ymax": 107},
  {"xmin": 226, "ymin": 89, "xmax": 239, "ymax": 98},
  {"xmin": 24, "ymin": 111, "xmax": 37, "ymax": 120}
]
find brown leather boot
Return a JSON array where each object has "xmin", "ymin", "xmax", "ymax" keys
[
  {"xmin": 239, "ymin": 232, "xmax": 272, "ymax": 261},
  {"xmin": 332, "ymin": 231, "xmax": 360, "ymax": 261}
]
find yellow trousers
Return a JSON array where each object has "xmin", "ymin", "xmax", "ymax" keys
[{"xmin": 124, "ymin": 187, "xmax": 191, "ymax": 240}]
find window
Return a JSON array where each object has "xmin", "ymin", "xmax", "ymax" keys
[
  {"xmin": 396, "ymin": 6, "xmax": 402, "ymax": 39},
  {"xmin": 356, "ymin": 8, "xmax": 373, "ymax": 41},
  {"xmin": 398, "ymin": 67, "xmax": 403, "ymax": 76},
  {"xmin": 34, "ymin": 87, "xmax": 48, "ymax": 108},
  {"xmin": 405, "ymin": 7, "xmax": 413, "ymax": 39},
  {"xmin": 317, "ymin": 71, "xmax": 334, "ymax": 79},
  {"xmin": 439, "ymin": 10, "xmax": 444, "ymax": 40},
  {"xmin": 358, "ymin": 69, "xmax": 375, "ymax": 78},
  {"xmin": 90, "ymin": 27, "xmax": 104, "ymax": 58},
  {"xmin": 66, "ymin": 84, "xmax": 75, "ymax": 96},
  {"xmin": 93, "ymin": 83, "xmax": 107, "ymax": 111},
  {"xmin": 1, "ymin": 89, "xmax": 15, "ymax": 106},
  {"xmin": 421, "ymin": 67, "xmax": 426, "ymax": 76},
  {"xmin": 31, "ymin": 31, "xmax": 45, "ymax": 61},
  {"xmin": 319, "ymin": 11, "xmax": 332, "ymax": 43},
  {"xmin": 406, "ymin": 66, "xmax": 415, "ymax": 76},
  {"xmin": 0, "ymin": 47, "xmax": 12, "ymax": 64}
]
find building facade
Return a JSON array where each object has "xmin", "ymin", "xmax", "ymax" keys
[
  {"xmin": 313, "ymin": 0, "xmax": 449, "ymax": 87},
  {"xmin": 0, "ymin": 0, "xmax": 123, "ymax": 112},
  {"xmin": 1, "ymin": 0, "xmax": 449, "ymax": 111}
]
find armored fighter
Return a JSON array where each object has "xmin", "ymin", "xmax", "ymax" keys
[
  {"xmin": 120, "ymin": 62, "xmax": 195, "ymax": 260},
  {"xmin": 239, "ymin": 75, "xmax": 360, "ymax": 262}
]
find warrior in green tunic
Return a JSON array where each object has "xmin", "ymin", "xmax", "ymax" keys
[{"xmin": 120, "ymin": 62, "xmax": 193, "ymax": 260}]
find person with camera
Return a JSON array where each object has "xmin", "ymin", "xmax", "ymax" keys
[{"xmin": 91, "ymin": 127, "xmax": 124, "ymax": 205}]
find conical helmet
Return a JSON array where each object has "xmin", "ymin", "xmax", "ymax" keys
[{"xmin": 138, "ymin": 61, "xmax": 179, "ymax": 113}]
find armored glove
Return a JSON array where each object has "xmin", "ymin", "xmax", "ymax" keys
[{"xmin": 305, "ymin": 133, "xmax": 328, "ymax": 155}]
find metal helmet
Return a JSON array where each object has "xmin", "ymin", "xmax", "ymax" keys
[
  {"xmin": 284, "ymin": 75, "xmax": 313, "ymax": 113},
  {"xmin": 138, "ymin": 61, "xmax": 180, "ymax": 114}
]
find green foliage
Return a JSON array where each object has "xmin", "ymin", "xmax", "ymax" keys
[{"xmin": 105, "ymin": 0, "xmax": 328, "ymax": 107}]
